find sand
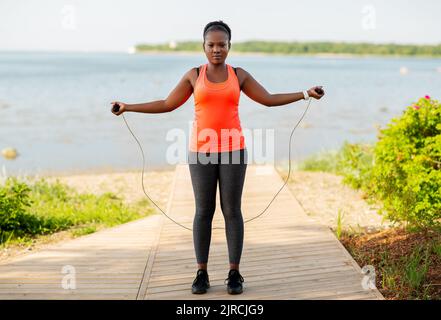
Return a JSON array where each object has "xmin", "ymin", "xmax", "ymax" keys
[
  {"xmin": 277, "ymin": 169, "xmax": 393, "ymax": 233},
  {"xmin": 44, "ymin": 169, "xmax": 175, "ymax": 209}
]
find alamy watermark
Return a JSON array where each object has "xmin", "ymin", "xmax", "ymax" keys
[
  {"xmin": 61, "ymin": 265, "xmax": 76, "ymax": 290},
  {"xmin": 361, "ymin": 265, "xmax": 377, "ymax": 290},
  {"xmin": 61, "ymin": 5, "xmax": 77, "ymax": 30},
  {"xmin": 361, "ymin": 5, "xmax": 376, "ymax": 31},
  {"xmin": 165, "ymin": 121, "xmax": 275, "ymax": 165}
]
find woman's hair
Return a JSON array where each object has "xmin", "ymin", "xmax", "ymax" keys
[{"xmin": 203, "ymin": 20, "xmax": 231, "ymax": 44}]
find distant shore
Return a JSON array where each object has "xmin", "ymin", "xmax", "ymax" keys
[{"xmin": 134, "ymin": 50, "xmax": 441, "ymax": 60}]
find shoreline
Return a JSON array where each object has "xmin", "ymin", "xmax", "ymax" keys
[
  {"xmin": 2, "ymin": 164, "xmax": 176, "ymax": 180},
  {"xmin": 2, "ymin": 158, "xmax": 304, "ymax": 180}
]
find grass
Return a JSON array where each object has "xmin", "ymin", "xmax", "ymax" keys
[
  {"xmin": 404, "ymin": 245, "xmax": 431, "ymax": 292},
  {"xmin": 0, "ymin": 176, "xmax": 156, "ymax": 249},
  {"xmin": 297, "ymin": 141, "xmax": 375, "ymax": 189},
  {"xmin": 434, "ymin": 242, "xmax": 441, "ymax": 257},
  {"xmin": 340, "ymin": 227, "xmax": 441, "ymax": 299},
  {"xmin": 297, "ymin": 149, "xmax": 342, "ymax": 173},
  {"xmin": 71, "ymin": 225, "xmax": 97, "ymax": 237},
  {"xmin": 335, "ymin": 209, "xmax": 344, "ymax": 240}
]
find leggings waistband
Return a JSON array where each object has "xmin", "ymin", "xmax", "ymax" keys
[{"xmin": 188, "ymin": 148, "xmax": 248, "ymax": 165}]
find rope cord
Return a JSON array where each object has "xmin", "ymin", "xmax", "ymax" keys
[{"xmin": 119, "ymin": 97, "xmax": 313, "ymax": 231}]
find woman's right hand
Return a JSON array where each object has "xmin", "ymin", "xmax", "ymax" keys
[{"xmin": 110, "ymin": 101, "xmax": 127, "ymax": 116}]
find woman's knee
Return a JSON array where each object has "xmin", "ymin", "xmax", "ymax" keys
[
  {"xmin": 194, "ymin": 205, "xmax": 216, "ymax": 220},
  {"xmin": 221, "ymin": 206, "xmax": 243, "ymax": 221}
]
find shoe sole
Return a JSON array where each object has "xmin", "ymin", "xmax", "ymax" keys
[
  {"xmin": 227, "ymin": 287, "xmax": 243, "ymax": 295},
  {"xmin": 192, "ymin": 284, "xmax": 210, "ymax": 294}
]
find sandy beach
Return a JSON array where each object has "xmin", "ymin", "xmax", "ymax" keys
[
  {"xmin": 276, "ymin": 168, "xmax": 393, "ymax": 232},
  {"xmin": 43, "ymin": 168, "xmax": 176, "ymax": 209}
]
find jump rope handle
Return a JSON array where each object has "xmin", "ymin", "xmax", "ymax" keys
[
  {"xmin": 315, "ymin": 87, "xmax": 324, "ymax": 95},
  {"xmin": 112, "ymin": 103, "xmax": 121, "ymax": 113}
]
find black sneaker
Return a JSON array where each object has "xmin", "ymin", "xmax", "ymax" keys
[
  {"xmin": 191, "ymin": 269, "xmax": 210, "ymax": 294},
  {"xmin": 224, "ymin": 269, "xmax": 244, "ymax": 294}
]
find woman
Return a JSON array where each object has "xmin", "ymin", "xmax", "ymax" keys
[{"xmin": 111, "ymin": 20, "xmax": 324, "ymax": 295}]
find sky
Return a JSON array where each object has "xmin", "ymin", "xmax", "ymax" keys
[{"xmin": 1, "ymin": 0, "xmax": 440, "ymax": 52}]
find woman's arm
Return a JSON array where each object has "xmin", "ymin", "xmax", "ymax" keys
[
  {"xmin": 238, "ymin": 68, "xmax": 324, "ymax": 107},
  {"xmin": 112, "ymin": 70, "xmax": 194, "ymax": 115}
]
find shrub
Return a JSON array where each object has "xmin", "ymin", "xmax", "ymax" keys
[
  {"xmin": 0, "ymin": 177, "xmax": 73, "ymax": 242},
  {"xmin": 369, "ymin": 96, "xmax": 441, "ymax": 229},
  {"xmin": 0, "ymin": 177, "xmax": 41, "ymax": 241}
]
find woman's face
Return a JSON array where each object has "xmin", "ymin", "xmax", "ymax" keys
[{"xmin": 203, "ymin": 30, "xmax": 230, "ymax": 65}]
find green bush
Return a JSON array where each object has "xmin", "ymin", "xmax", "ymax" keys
[
  {"xmin": 0, "ymin": 177, "xmax": 155, "ymax": 245},
  {"xmin": 296, "ymin": 96, "xmax": 440, "ymax": 229},
  {"xmin": 0, "ymin": 177, "xmax": 45, "ymax": 240},
  {"xmin": 370, "ymin": 96, "xmax": 441, "ymax": 229},
  {"xmin": 0, "ymin": 177, "xmax": 31, "ymax": 231}
]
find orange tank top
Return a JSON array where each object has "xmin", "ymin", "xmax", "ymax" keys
[{"xmin": 190, "ymin": 63, "xmax": 246, "ymax": 153}]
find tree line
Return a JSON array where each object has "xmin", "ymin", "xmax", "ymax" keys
[{"xmin": 135, "ymin": 41, "xmax": 441, "ymax": 56}]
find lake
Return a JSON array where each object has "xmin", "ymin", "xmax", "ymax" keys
[{"xmin": 1, "ymin": 52, "xmax": 440, "ymax": 177}]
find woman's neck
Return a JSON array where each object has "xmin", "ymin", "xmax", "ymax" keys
[{"xmin": 207, "ymin": 62, "xmax": 227, "ymax": 72}]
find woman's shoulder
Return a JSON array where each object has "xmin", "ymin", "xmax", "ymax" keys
[
  {"xmin": 230, "ymin": 66, "xmax": 249, "ymax": 78},
  {"xmin": 229, "ymin": 66, "xmax": 249, "ymax": 89},
  {"xmin": 187, "ymin": 65, "xmax": 204, "ymax": 88},
  {"xmin": 190, "ymin": 64, "xmax": 207, "ymax": 78},
  {"xmin": 232, "ymin": 66, "xmax": 247, "ymax": 74}
]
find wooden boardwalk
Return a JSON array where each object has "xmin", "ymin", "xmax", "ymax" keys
[{"xmin": 0, "ymin": 164, "xmax": 384, "ymax": 300}]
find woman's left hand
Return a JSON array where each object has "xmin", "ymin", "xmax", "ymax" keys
[{"xmin": 307, "ymin": 86, "xmax": 325, "ymax": 99}]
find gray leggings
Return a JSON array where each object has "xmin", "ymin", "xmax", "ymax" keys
[{"xmin": 188, "ymin": 148, "xmax": 248, "ymax": 265}]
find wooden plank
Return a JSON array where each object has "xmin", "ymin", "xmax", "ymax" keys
[
  {"xmin": 145, "ymin": 268, "xmax": 361, "ymax": 294},
  {"xmin": 147, "ymin": 265, "xmax": 356, "ymax": 288},
  {"xmin": 148, "ymin": 259, "xmax": 350, "ymax": 282},
  {"xmin": 136, "ymin": 163, "xmax": 179, "ymax": 300},
  {"xmin": 145, "ymin": 276, "xmax": 368, "ymax": 300}
]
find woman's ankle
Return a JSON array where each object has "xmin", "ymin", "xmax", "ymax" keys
[
  {"xmin": 229, "ymin": 263, "xmax": 239, "ymax": 271},
  {"xmin": 197, "ymin": 263, "xmax": 208, "ymax": 271}
]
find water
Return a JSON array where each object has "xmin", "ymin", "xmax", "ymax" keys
[{"xmin": 1, "ymin": 52, "xmax": 440, "ymax": 176}]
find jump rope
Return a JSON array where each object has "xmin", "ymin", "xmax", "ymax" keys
[{"xmin": 112, "ymin": 87, "xmax": 323, "ymax": 232}]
